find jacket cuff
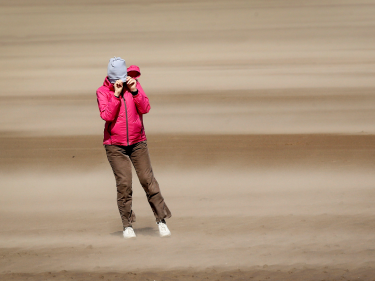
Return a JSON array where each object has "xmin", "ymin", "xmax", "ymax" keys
[{"xmin": 131, "ymin": 90, "xmax": 138, "ymax": 96}]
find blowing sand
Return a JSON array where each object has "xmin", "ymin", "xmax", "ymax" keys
[{"xmin": 1, "ymin": 0, "xmax": 375, "ymax": 280}]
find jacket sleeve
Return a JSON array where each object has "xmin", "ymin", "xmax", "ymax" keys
[
  {"xmin": 96, "ymin": 89, "xmax": 121, "ymax": 121},
  {"xmin": 132, "ymin": 82, "xmax": 151, "ymax": 114}
]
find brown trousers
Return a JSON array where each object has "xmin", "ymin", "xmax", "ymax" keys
[{"xmin": 105, "ymin": 141, "xmax": 171, "ymax": 228}]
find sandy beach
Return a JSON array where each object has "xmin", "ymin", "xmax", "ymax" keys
[{"xmin": 1, "ymin": 0, "xmax": 375, "ymax": 280}]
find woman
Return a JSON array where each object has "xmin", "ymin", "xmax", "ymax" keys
[{"xmin": 96, "ymin": 57, "xmax": 171, "ymax": 238}]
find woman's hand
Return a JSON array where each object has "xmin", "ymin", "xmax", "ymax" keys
[
  {"xmin": 114, "ymin": 80, "xmax": 123, "ymax": 97},
  {"xmin": 126, "ymin": 76, "xmax": 137, "ymax": 92}
]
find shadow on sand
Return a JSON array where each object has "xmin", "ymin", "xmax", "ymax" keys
[{"xmin": 110, "ymin": 227, "xmax": 159, "ymax": 237}]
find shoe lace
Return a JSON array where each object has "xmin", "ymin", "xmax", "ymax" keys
[
  {"xmin": 126, "ymin": 227, "xmax": 134, "ymax": 234},
  {"xmin": 159, "ymin": 223, "xmax": 167, "ymax": 232}
]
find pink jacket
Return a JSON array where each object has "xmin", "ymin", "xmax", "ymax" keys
[{"xmin": 96, "ymin": 65, "xmax": 150, "ymax": 146}]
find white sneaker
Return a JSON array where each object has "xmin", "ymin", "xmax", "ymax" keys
[
  {"xmin": 123, "ymin": 227, "xmax": 136, "ymax": 239},
  {"xmin": 157, "ymin": 221, "xmax": 171, "ymax": 237}
]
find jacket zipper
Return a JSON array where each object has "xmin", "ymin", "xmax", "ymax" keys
[{"xmin": 122, "ymin": 96, "xmax": 129, "ymax": 146}]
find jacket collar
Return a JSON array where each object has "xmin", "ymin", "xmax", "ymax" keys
[{"xmin": 103, "ymin": 76, "xmax": 114, "ymax": 91}]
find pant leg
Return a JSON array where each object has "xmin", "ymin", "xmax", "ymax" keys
[
  {"xmin": 105, "ymin": 145, "xmax": 136, "ymax": 228},
  {"xmin": 129, "ymin": 141, "xmax": 172, "ymax": 222}
]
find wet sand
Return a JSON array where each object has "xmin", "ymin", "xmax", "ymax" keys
[{"xmin": 1, "ymin": 0, "xmax": 375, "ymax": 280}]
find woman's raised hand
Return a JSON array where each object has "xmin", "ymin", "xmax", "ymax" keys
[
  {"xmin": 126, "ymin": 76, "xmax": 137, "ymax": 92},
  {"xmin": 114, "ymin": 80, "xmax": 123, "ymax": 97}
]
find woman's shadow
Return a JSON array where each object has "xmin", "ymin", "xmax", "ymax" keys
[{"xmin": 110, "ymin": 227, "xmax": 159, "ymax": 237}]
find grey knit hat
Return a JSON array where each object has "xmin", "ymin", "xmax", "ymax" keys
[{"xmin": 107, "ymin": 57, "xmax": 127, "ymax": 84}]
